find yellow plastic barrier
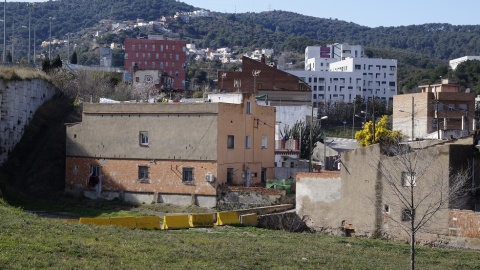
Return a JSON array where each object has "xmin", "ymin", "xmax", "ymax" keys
[
  {"xmin": 215, "ymin": 211, "xmax": 240, "ymax": 226},
  {"xmin": 189, "ymin": 214, "xmax": 214, "ymax": 227},
  {"xmin": 135, "ymin": 216, "xmax": 161, "ymax": 230},
  {"xmin": 161, "ymin": 215, "xmax": 190, "ymax": 230},
  {"xmin": 79, "ymin": 217, "xmax": 111, "ymax": 226},
  {"xmin": 110, "ymin": 217, "xmax": 137, "ymax": 229},
  {"xmin": 240, "ymin": 213, "xmax": 258, "ymax": 227}
]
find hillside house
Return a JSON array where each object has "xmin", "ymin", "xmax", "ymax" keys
[
  {"xmin": 393, "ymin": 78, "xmax": 475, "ymax": 140},
  {"xmin": 65, "ymin": 93, "xmax": 275, "ymax": 207}
]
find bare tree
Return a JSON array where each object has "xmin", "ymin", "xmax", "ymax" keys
[
  {"xmin": 131, "ymin": 80, "xmax": 157, "ymax": 101},
  {"xmin": 370, "ymin": 141, "xmax": 473, "ymax": 270}
]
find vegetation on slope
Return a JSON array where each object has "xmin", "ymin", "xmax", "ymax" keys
[{"xmin": 1, "ymin": 199, "xmax": 480, "ymax": 269}]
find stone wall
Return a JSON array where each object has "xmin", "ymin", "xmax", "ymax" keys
[
  {"xmin": 0, "ymin": 79, "xmax": 56, "ymax": 164},
  {"xmin": 216, "ymin": 186, "xmax": 284, "ymax": 211}
]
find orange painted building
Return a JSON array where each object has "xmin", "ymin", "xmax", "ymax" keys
[{"xmin": 65, "ymin": 93, "xmax": 275, "ymax": 207}]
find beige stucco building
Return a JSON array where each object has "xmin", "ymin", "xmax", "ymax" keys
[
  {"xmin": 65, "ymin": 93, "xmax": 275, "ymax": 207},
  {"xmin": 296, "ymin": 137, "xmax": 480, "ymax": 245}
]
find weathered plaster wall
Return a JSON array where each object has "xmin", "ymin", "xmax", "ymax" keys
[{"xmin": 0, "ymin": 79, "xmax": 55, "ymax": 164}]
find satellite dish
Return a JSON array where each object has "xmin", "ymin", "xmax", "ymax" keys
[{"xmin": 466, "ymin": 88, "xmax": 471, "ymax": 93}]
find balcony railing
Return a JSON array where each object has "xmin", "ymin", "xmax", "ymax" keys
[{"xmin": 275, "ymin": 139, "xmax": 299, "ymax": 150}]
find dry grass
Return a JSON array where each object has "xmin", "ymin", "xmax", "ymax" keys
[{"xmin": 0, "ymin": 66, "xmax": 50, "ymax": 81}]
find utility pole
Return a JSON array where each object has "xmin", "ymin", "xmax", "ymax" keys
[
  {"xmin": 411, "ymin": 96, "xmax": 415, "ymax": 140},
  {"xmin": 352, "ymin": 97, "xmax": 356, "ymax": 139},
  {"xmin": 27, "ymin": 3, "xmax": 33, "ymax": 64},
  {"xmin": 372, "ymin": 96, "xmax": 375, "ymax": 142},
  {"xmin": 3, "ymin": 0, "xmax": 5, "ymax": 64}
]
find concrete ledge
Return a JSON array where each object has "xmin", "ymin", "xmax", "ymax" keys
[
  {"xmin": 135, "ymin": 216, "xmax": 161, "ymax": 229},
  {"xmin": 240, "ymin": 213, "xmax": 258, "ymax": 226}
]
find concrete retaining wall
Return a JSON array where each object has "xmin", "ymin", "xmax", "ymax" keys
[{"xmin": 0, "ymin": 79, "xmax": 56, "ymax": 164}]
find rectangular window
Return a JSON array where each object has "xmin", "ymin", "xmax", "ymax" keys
[
  {"xmin": 142, "ymin": 53, "xmax": 145, "ymax": 58},
  {"xmin": 402, "ymin": 209, "xmax": 414, "ymax": 221},
  {"xmin": 448, "ymin": 104, "xmax": 455, "ymax": 111},
  {"xmin": 152, "ymin": 45, "xmax": 155, "ymax": 51},
  {"xmin": 245, "ymin": 135, "xmax": 251, "ymax": 149},
  {"xmin": 132, "ymin": 45, "xmax": 135, "ymax": 51},
  {"xmin": 389, "ymin": 81, "xmax": 396, "ymax": 87},
  {"xmin": 125, "ymin": 53, "xmax": 128, "ymax": 59},
  {"xmin": 161, "ymin": 45, "xmax": 164, "ymax": 52},
  {"xmin": 261, "ymin": 168, "xmax": 267, "ymax": 183},
  {"xmin": 402, "ymin": 172, "xmax": 416, "ymax": 186},
  {"xmin": 227, "ymin": 168, "xmax": 234, "ymax": 185},
  {"xmin": 246, "ymin": 101, "xmax": 251, "ymax": 114},
  {"xmin": 182, "ymin": 168, "xmax": 193, "ymax": 182},
  {"xmin": 140, "ymin": 132, "xmax": 149, "ymax": 146},
  {"xmin": 227, "ymin": 135, "xmax": 234, "ymax": 148},
  {"xmin": 176, "ymin": 54, "xmax": 179, "ymax": 61},
  {"xmin": 90, "ymin": 164, "xmax": 100, "ymax": 177},
  {"xmin": 152, "ymin": 62, "xmax": 155, "ymax": 69},
  {"xmin": 156, "ymin": 53, "xmax": 159, "ymax": 59},
  {"xmin": 172, "ymin": 45, "xmax": 175, "ymax": 50},
  {"xmin": 262, "ymin": 136, "xmax": 267, "ymax": 149},
  {"xmin": 147, "ymin": 53, "xmax": 151, "ymax": 58},
  {"xmin": 138, "ymin": 166, "xmax": 149, "ymax": 179}
]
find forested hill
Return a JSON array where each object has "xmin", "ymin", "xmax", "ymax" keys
[{"xmin": 4, "ymin": 0, "xmax": 480, "ymax": 62}]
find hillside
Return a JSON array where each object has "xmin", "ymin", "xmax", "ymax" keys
[
  {"xmin": 4, "ymin": 0, "xmax": 480, "ymax": 63},
  {"xmin": 1, "ymin": 198, "xmax": 480, "ymax": 269}
]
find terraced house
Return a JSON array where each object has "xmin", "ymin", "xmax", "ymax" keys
[{"xmin": 65, "ymin": 93, "xmax": 275, "ymax": 207}]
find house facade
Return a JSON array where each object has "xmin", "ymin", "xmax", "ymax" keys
[
  {"xmin": 296, "ymin": 138, "xmax": 480, "ymax": 245},
  {"xmin": 124, "ymin": 38, "xmax": 187, "ymax": 90},
  {"xmin": 218, "ymin": 56, "xmax": 311, "ymax": 106},
  {"xmin": 65, "ymin": 93, "xmax": 275, "ymax": 207},
  {"xmin": 393, "ymin": 78, "xmax": 475, "ymax": 139}
]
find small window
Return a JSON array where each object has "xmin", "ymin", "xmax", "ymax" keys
[
  {"xmin": 138, "ymin": 166, "xmax": 149, "ymax": 179},
  {"xmin": 90, "ymin": 165, "xmax": 100, "ymax": 177},
  {"xmin": 227, "ymin": 135, "xmax": 234, "ymax": 148},
  {"xmin": 132, "ymin": 45, "xmax": 135, "ymax": 51},
  {"xmin": 172, "ymin": 45, "xmax": 175, "ymax": 50},
  {"xmin": 140, "ymin": 132, "xmax": 149, "ymax": 146},
  {"xmin": 245, "ymin": 135, "xmax": 251, "ymax": 149},
  {"xmin": 402, "ymin": 172, "xmax": 416, "ymax": 187},
  {"xmin": 183, "ymin": 168, "xmax": 194, "ymax": 182},
  {"xmin": 176, "ymin": 54, "xmax": 179, "ymax": 61},
  {"xmin": 152, "ymin": 45, "xmax": 155, "ymax": 51},
  {"xmin": 402, "ymin": 209, "xmax": 414, "ymax": 221},
  {"xmin": 262, "ymin": 136, "xmax": 267, "ymax": 149},
  {"xmin": 384, "ymin": 204, "xmax": 390, "ymax": 214},
  {"xmin": 125, "ymin": 53, "xmax": 128, "ymax": 59},
  {"xmin": 246, "ymin": 101, "xmax": 251, "ymax": 114},
  {"xmin": 227, "ymin": 168, "xmax": 233, "ymax": 185}
]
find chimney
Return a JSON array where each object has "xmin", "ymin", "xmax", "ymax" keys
[{"xmin": 261, "ymin": 54, "xmax": 265, "ymax": 64}]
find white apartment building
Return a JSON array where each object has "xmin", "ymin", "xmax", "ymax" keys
[
  {"xmin": 305, "ymin": 43, "xmax": 364, "ymax": 71},
  {"xmin": 287, "ymin": 57, "xmax": 397, "ymax": 105},
  {"xmin": 449, "ymin": 56, "xmax": 480, "ymax": 71}
]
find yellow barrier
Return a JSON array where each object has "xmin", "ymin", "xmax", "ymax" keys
[
  {"xmin": 110, "ymin": 217, "xmax": 137, "ymax": 229},
  {"xmin": 240, "ymin": 213, "xmax": 258, "ymax": 227},
  {"xmin": 215, "ymin": 211, "xmax": 240, "ymax": 226},
  {"xmin": 189, "ymin": 214, "xmax": 214, "ymax": 227},
  {"xmin": 79, "ymin": 217, "xmax": 111, "ymax": 226},
  {"xmin": 136, "ymin": 216, "xmax": 161, "ymax": 230},
  {"xmin": 161, "ymin": 215, "xmax": 190, "ymax": 230}
]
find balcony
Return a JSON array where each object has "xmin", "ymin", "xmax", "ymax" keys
[{"xmin": 275, "ymin": 139, "xmax": 299, "ymax": 151}]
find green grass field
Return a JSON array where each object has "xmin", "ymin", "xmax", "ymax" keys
[{"xmin": 1, "ymin": 199, "xmax": 480, "ymax": 269}]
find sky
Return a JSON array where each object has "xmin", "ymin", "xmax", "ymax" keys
[{"xmin": 179, "ymin": 0, "xmax": 480, "ymax": 28}]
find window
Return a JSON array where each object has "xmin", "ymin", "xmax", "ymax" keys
[
  {"xmin": 142, "ymin": 53, "xmax": 145, "ymax": 58},
  {"xmin": 384, "ymin": 204, "xmax": 390, "ymax": 214},
  {"xmin": 125, "ymin": 53, "xmax": 128, "ymax": 59},
  {"xmin": 161, "ymin": 45, "xmax": 163, "ymax": 52},
  {"xmin": 433, "ymin": 118, "xmax": 438, "ymax": 128},
  {"xmin": 176, "ymin": 54, "xmax": 179, "ymax": 61},
  {"xmin": 402, "ymin": 172, "xmax": 416, "ymax": 186},
  {"xmin": 172, "ymin": 45, "xmax": 175, "ymax": 50},
  {"xmin": 166, "ymin": 45, "xmax": 169, "ymax": 50},
  {"xmin": 140, "ymin": 132, "xmax": 149, "ymax": 146},
  {"xmin": 152, "ymin": 45, "xmax": 155, "ymax": 51},
  {"xmin": 138, "ymin": 166, "xmax": 149, "ymax": 180},
  {"xmin": 90, "ymin": 165, "xmax": 99, "ymax": 177},
  {"xmin": 262, "ymin": 136, "xmax": 267, "ymax": 149},
  {"xmin": 261, "ymin": 168, "xmax": 267, "ymax": 183},
  {"xmin": 245, "ymin": 135, "xmax": 251, "ymax": 149},
  {"xmin": 227, "ymin": 135, "xmax": 234, "ymax": 148},
  {"xmin": 227, "ymin": 168, "xmax": 234, "ymax": 185},
  {"xmin": 152, "ymin": 62, "xmax": 155, "ymax": 69},
  {"xmin": 183, "ymin": 168, "xmax": 193, "ymax": 182},
  {"xmin": 389, "ymin": 81, "xmax": 396, "ymax": 87},
  {"xmin": 132, "ymin": 45, "xmax": 135, "ymax": 51},
  {"xmin": 448, "ymin": 104, "xmax": 455, "ymax": 111},
  {"xmin": 156, "ymin": 53, "xmax": 159, "ymax": 59},
  {"xmin": 402, "ymin": 209, "xmax": 414, "ymax": 221},
  {"xmin": 246, "ymin": 101, "xmax": 251, "ymax": 114}
]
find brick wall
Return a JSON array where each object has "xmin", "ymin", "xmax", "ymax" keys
[
  {"xmin": 66, "ymin": 157, "xmax": 217, "ymax": 196},
  {"xmin": 449, "ymin": 210, "xmax": 480, "ymax": 238}
]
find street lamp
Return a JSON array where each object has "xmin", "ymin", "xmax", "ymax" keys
[{"xmin": 48, "ymin": 16, "xmax": 55, "ymax": 60}]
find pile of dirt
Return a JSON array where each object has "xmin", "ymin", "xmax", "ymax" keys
[{"xmin": 0, "ymin": 92, "xmax": 81, "ymax": 198}]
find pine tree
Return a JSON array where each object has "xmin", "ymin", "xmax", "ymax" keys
[{"xmin": 70, "ymin": 51, "xmax": 77, "ymax": 64}]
